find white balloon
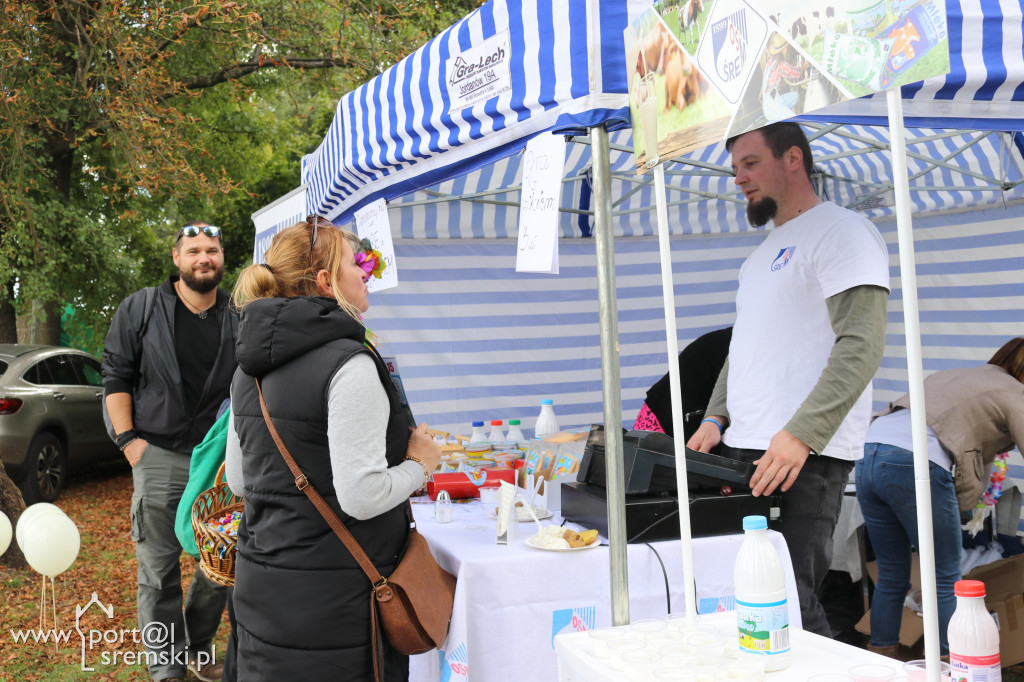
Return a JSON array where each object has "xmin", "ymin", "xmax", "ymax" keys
[
  {"xmin": 19, "ymin": 513, "xmax": 80, "ymax": 578},
  {"xmin": 0, "ymin": 511, "xmax": 11, "ymax": 556},
  {"xmin": 16, "ymin": 504, "xmax": 67, "ymax": 550}
]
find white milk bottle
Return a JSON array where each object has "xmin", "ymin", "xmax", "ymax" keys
[
  {"xmin": 505, "ymin": 419, "xmax": 526, "ymax": 445},
  {"xmin": 470, "ymin": 420, "xmax": 487, "ymax": 443},
  {"xmin": 534, "ymin": 399, "xmax": 560, "ymax": 439},
  {"xmin": 948, "ymin": 579, "xmax": 1001, "ymax": 681},
  {"xmin": 487, "ymin": 420, "xmax": 505, "ymax": 445},
  {"xmin": 734, "ymin": 515, "xmax": 790, "ymax": 671}
]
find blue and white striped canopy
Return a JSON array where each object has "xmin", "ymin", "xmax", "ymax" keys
[
  {"xmin": 304, "ymin": 0, "xmax": 1024, "ymax": 231},
  {"xmin": 302, "ymin": 0, "xmax": 649, "ymax": 225}
]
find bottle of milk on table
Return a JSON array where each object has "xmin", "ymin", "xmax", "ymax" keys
[
  {"xmin": 734, "ymin": 515, "xmax": 790, "ymax": 671},
  {"xmin": 948, "ymin": 579, "xmax": 1001, "ymax": 681},
  {"xmin": 534, "ymin": 399, "xmax": 560, "ymax": 439}
]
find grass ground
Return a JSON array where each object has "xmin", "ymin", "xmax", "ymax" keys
[
  {"xmin": 3, "ymin": 464, "xmax": 1024, "ymax": 680},
  {"xmin": 1, "ymin": 462, "xmax": 229, "ymax": 681}
]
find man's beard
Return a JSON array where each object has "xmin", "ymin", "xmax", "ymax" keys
[
  {"xmin": 180, "ymin": 264, "xmax": 224, "ymax": 294},
  {"xmin": 747, "ymin": 196, "xmax": 778, "ymax": 228}
]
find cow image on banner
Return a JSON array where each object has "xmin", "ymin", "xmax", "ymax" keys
[{"xmin": 354, "ymin": 198, "xmax": 399, "ymax": 292}]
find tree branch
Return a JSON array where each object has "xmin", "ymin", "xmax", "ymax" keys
[{"xmin": 175, "ymin": 56, "xmax": 356, "ymax": 92}]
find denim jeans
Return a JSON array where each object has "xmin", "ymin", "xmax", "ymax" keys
[
  {"xmin": 855, "ymin": 443, "xmax": 961, "ymax": 654},
  {"xmin": 723, "ymin": 445, "xmax": 851, "ymax": 637}
]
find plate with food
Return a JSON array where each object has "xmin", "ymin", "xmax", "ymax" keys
[
  {"xmin": 525, "ymin": 526, "xmax": 601, "ymax": 551},
  {"xmin": 487, "ymin": 502, "xmax": 553, "ymax": 522}
]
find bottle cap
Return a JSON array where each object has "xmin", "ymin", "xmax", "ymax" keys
[
  {"xmin": 472, "ymin": 421, "xmax": 484, "ymax": 427},
  {"xmin": 490, "ymin": 420, "xmax": 503, "ymax": 426},
  {"xmin": 541, "ymin": 399, "xmax": 554, "ymax": 406},
  {"xmin": 509, "ymin": 419, "xmax": 521, "ymax": 425},
  {"xmin": 955, "ymin": 580, "xmax": 986, "ymax": 598},
  {"xmin": 742, "ymin": 515, "xmax": 768, "ymax": 531}
]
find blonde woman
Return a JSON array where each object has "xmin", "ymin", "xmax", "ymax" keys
[{"xmin": 225, "ymin": 216, "xmax": 441, "ymax": 681}]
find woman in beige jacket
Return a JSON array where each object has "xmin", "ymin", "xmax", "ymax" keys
[{"xmin": 856, "ymin": 337, "xmax": 1024, "ymax": 657}]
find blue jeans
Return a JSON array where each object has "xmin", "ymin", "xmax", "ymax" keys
[{"xmin": 855, "ymin": 443, "xmax": 961, "ymax": 654}]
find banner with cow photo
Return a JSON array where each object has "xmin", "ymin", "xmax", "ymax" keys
[{"xmin": 624, "ymin": 0, "xmax": 950, "ymax": 171}]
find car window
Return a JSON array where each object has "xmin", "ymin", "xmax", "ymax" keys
[
  {"xmin": 0, "ymin": 360, "xmax": 7, "ymax": 377},
  {"xmin": 23, "ymin": 361, "xmax": 53, "ymax": 385},
  {"xmin": 42, "ymin": 355, "xmax": 80, "ymax": 385},
  {"xmin": 71, "ymin": 355, "xmax": 104, "ymax": 387}
]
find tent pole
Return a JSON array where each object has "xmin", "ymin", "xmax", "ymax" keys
[
  {"xmin": 886, "ymin": 88, "xmax": 941, "ymax": 681},
  {"xmin": 590, "ymin": 125, "xmax": 630, "ymax": 626}
]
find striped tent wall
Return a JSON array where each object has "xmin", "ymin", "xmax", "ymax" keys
[{"xmin": 366, "ymin": 202, "xmax": 1024, "ymax": 437}]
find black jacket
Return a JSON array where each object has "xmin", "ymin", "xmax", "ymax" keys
[
  {"xmin": 231, "ymin": 296, "xmax": 411, "ymax": 681},
  {"xmin": 101, "ymin": 276, "xmax": 238, "ymax": 454}
]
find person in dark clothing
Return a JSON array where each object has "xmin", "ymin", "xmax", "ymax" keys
[
  {"xmin": 102, "ymin": 221, "xmax": 236, "ymax": 682},
  {"xmin": 224, "ymin": 218, "xmax": 442, "ymax": 681},
  {"xmin": 634, "ymin": 327, "xmax": 733, "ymax": 441}
]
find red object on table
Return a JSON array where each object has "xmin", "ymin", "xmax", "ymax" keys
[{"xmin": 427, "ymin": 469, "xmax": 516, "ymax": 500}]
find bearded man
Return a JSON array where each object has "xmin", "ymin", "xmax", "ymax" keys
[
  {"xmin": 102, "ymin": 221, "xmax": 238, "ymax": 682},
  {"xmin": 687, "ymin": 123, "xmax": 890, "ymax": 637}
]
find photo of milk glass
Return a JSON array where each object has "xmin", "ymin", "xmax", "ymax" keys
[
  {"xmin": 637, "ymin": 73, "xmax": 659, "ymax": 169},
  {"xmin": 848, "ymin": 662, "xmax": 899, "ymax": 681},
  {"xmin": 588, "ymin": 627, "xmax": 627, "ymax": 659}
]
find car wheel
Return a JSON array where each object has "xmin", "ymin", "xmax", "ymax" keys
[{"xmin": 20, "ymin": 433, "xmax": 66, "ymax": 503}]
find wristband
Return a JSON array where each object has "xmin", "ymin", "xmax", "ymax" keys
[
  {"xmin": 114, "ymin": 429, "xmax": 138, "ymax": 450},
  {"xmin": 701, "ymin": 417, "xmax": 724, "ymax": 433},
  {"xmin": 405, "ymin": 455, "xmax": 432, "ymax": 486}
]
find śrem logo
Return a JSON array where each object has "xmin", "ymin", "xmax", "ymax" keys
[{"xmin": 711, "ymin": 9, "xmax": 748, "ymax": 83}]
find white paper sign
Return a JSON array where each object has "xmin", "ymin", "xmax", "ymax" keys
[
  {"xmin": 515, "ymin": 134, "xmax": 565, "ymax": 275},
  {"xmin": 354, "ymin": 198, "xmax": 398, "ymax": 292},
  {"xmin": 446, "ymin": 30, "xmax": 512, "ymax": 111}
]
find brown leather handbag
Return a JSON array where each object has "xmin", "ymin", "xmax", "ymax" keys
[{"xmin": 256, "ymin": 379, "xmax": 456, "ymax": 680}]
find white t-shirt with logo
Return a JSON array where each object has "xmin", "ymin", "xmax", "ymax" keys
[{"xmin": 723, "ymin": 201, "xmax": 890, "ymax": 460}]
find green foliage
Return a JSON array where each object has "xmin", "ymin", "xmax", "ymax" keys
[{"xmin": 0, "ymin": 0, "xmax": 482, "ymax": 347}]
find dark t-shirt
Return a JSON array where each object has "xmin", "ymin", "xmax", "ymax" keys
[{"xmin": 174, "ymin": 296, "xmax": 221, "ymax": 415}]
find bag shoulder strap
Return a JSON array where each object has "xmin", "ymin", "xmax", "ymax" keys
[{"xmin": 254, "ymin": 377, "xmax": 386, "ymax": 587}]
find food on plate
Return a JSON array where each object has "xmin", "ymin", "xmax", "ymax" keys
[
  {"xmin": 531, "ymin": 525, "xmax": 571, "ymax": 549},
  {"xmin": 563, "ymin": 528, "xmax": 599, "ymax": 548}
]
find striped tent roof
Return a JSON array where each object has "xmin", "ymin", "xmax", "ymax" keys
[{"xmin": 304, "ymin": 0, "xmax": 1024, "ymax": 235}]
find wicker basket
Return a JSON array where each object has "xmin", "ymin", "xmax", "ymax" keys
[{"xmin": 192, "ymin": 462, "xmax": 243, "ymax": 587}]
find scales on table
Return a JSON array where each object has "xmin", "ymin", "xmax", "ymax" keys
[{"xmin": 560, "ymin": 427, "xmax": 778, "ymax": 543}]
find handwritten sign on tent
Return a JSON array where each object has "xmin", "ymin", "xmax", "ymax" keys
[
  {"xmin": 623, "ymin": 0, "xmax": 950, "ymax": 171},
  {"xmin": 516, "ymin": 133, "xmax": 565, "ymax": 275},
  {"xmin": 354, "ymin": 198, "xmax": 399, "ymax": 292}
]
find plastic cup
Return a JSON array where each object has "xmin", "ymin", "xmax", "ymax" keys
[
  {"xmin": 721, "ymin": 658, "xmax": 765, "ymax": 680},
  {"xmin": 666, "ymin": 613, "xmax": 701, "ymax": 634},
  {"xmin": 849, "ymin": 663, "xmax": 899, "ymax": 681},
  {"xmin": 659, "ymin": 642, "xmax": 697, "ymax": 657},
  {"xmin": 642, "ymin": 629, "xmax": 682, "ymax": 650},
  {"xmin": 588, "ymin": 627, "xmax": 627, "ymax": 659},
  {"xmin": 653, "ymin": 669, "xmax": 698, "ymax": 681},
  {"xmin": 629, "ymin": 618, "xmax": 667, "ymax": 636},
  {"xmin": 659, "ymin": 652, "xmax": 695, "ymax": 669},
  {"xmin": 607, "ymin": 639, "xmax": 645, "ymax": 671},
  {"xmin": 806, "ymin": 675, "xmax": 855, "ymax": 682},
  {"xmin": 903, "ymin": 660, "xmax": 950, "ymax": 682},
  {"xmin": 621, "ymin": 650, "xmax": 663, "ymax": 681}
]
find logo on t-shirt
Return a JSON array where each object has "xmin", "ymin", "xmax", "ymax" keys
[{"xmin": 770, "ymin": 247, "xmax": 796, "ymax": 272}]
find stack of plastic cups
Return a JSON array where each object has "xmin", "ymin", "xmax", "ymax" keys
[{"xmin": 584, "ymin": 615, "xmax": 763, "ymax": 682}]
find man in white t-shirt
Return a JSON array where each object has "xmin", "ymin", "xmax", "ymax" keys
[{"xmin": 687, "ymin": 122, "xmax": 889, "ymax": 637}]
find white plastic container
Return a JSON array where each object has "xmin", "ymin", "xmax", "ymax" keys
[
  {"xmin": 948, "ymin": 579, "xmax": 1001, "ymax": 681},
  {"xmin": 534, "ymin": 399, "xmax": 560, "ymax": 439},
  {"xmin": 505, "ymin": 419, "xmax": 526, "ymax": 444},
  {"xmin": 734, "ymin": 515, "xmax": 790, "ymax": 671},
  {"xmin": 487, "ymin": 420, "xmax": 505, "ymax": 445},
  {"xmin": 470, "ymin": 420, "xmax": 487, "ymax": 443}
]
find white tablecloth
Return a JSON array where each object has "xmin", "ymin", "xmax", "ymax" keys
[
  {"xmin": 409, "ymin": 499, "xmax": 801, "ymax": 682},
  {"xmin": 554, "ymin": 610, "xmax": 899, "ymax": 681}
]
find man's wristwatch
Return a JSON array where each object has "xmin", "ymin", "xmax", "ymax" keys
[{"xmin": 115, "ymin": 429, "xmax": 139, "ymax": 450}]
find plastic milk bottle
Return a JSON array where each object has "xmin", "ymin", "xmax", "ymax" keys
[
  {"xmin": 948, "ymin": 579, "xmax": 1001, "ymax": 681},
  {"xmin": 534, "ymin": 399, "xmax": 560, "ymax": 439},
  {"xmin": 734, "ymin": 515, "xmax": 791, "ymax": 671}
]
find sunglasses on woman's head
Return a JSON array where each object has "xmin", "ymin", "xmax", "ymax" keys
[
  {"xmin": 176, "ymin": 225, "xmax": 221, "ymax": 240},
  {"xmin": 306, "ymin": 214, "xmax": 332, "ymax": 266}
]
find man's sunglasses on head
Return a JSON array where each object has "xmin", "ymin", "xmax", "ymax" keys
[{"xmin": 177, "ymin": 225, "xmax": 222, "ymax": 240}]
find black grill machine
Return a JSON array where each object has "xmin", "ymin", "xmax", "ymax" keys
[{"xmin": 560, "ymin": 427, "xmax": 775, "ymax": 543}]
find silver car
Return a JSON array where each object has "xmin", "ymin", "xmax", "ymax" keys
[{"xmin": 0, "ymin": 344, "xmax": 120, "ymax": 502}]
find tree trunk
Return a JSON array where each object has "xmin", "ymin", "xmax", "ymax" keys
[
  {"xmin": 0, "ymin": 279, "xmax": 15, "ymax": 344},
  {"xmin": 0, "ymin": 462, "xmax": 27, "ymax": 569},
  {"xmin": 15, "ymin": 299, "xmax": 61, "ymax": 346}
]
